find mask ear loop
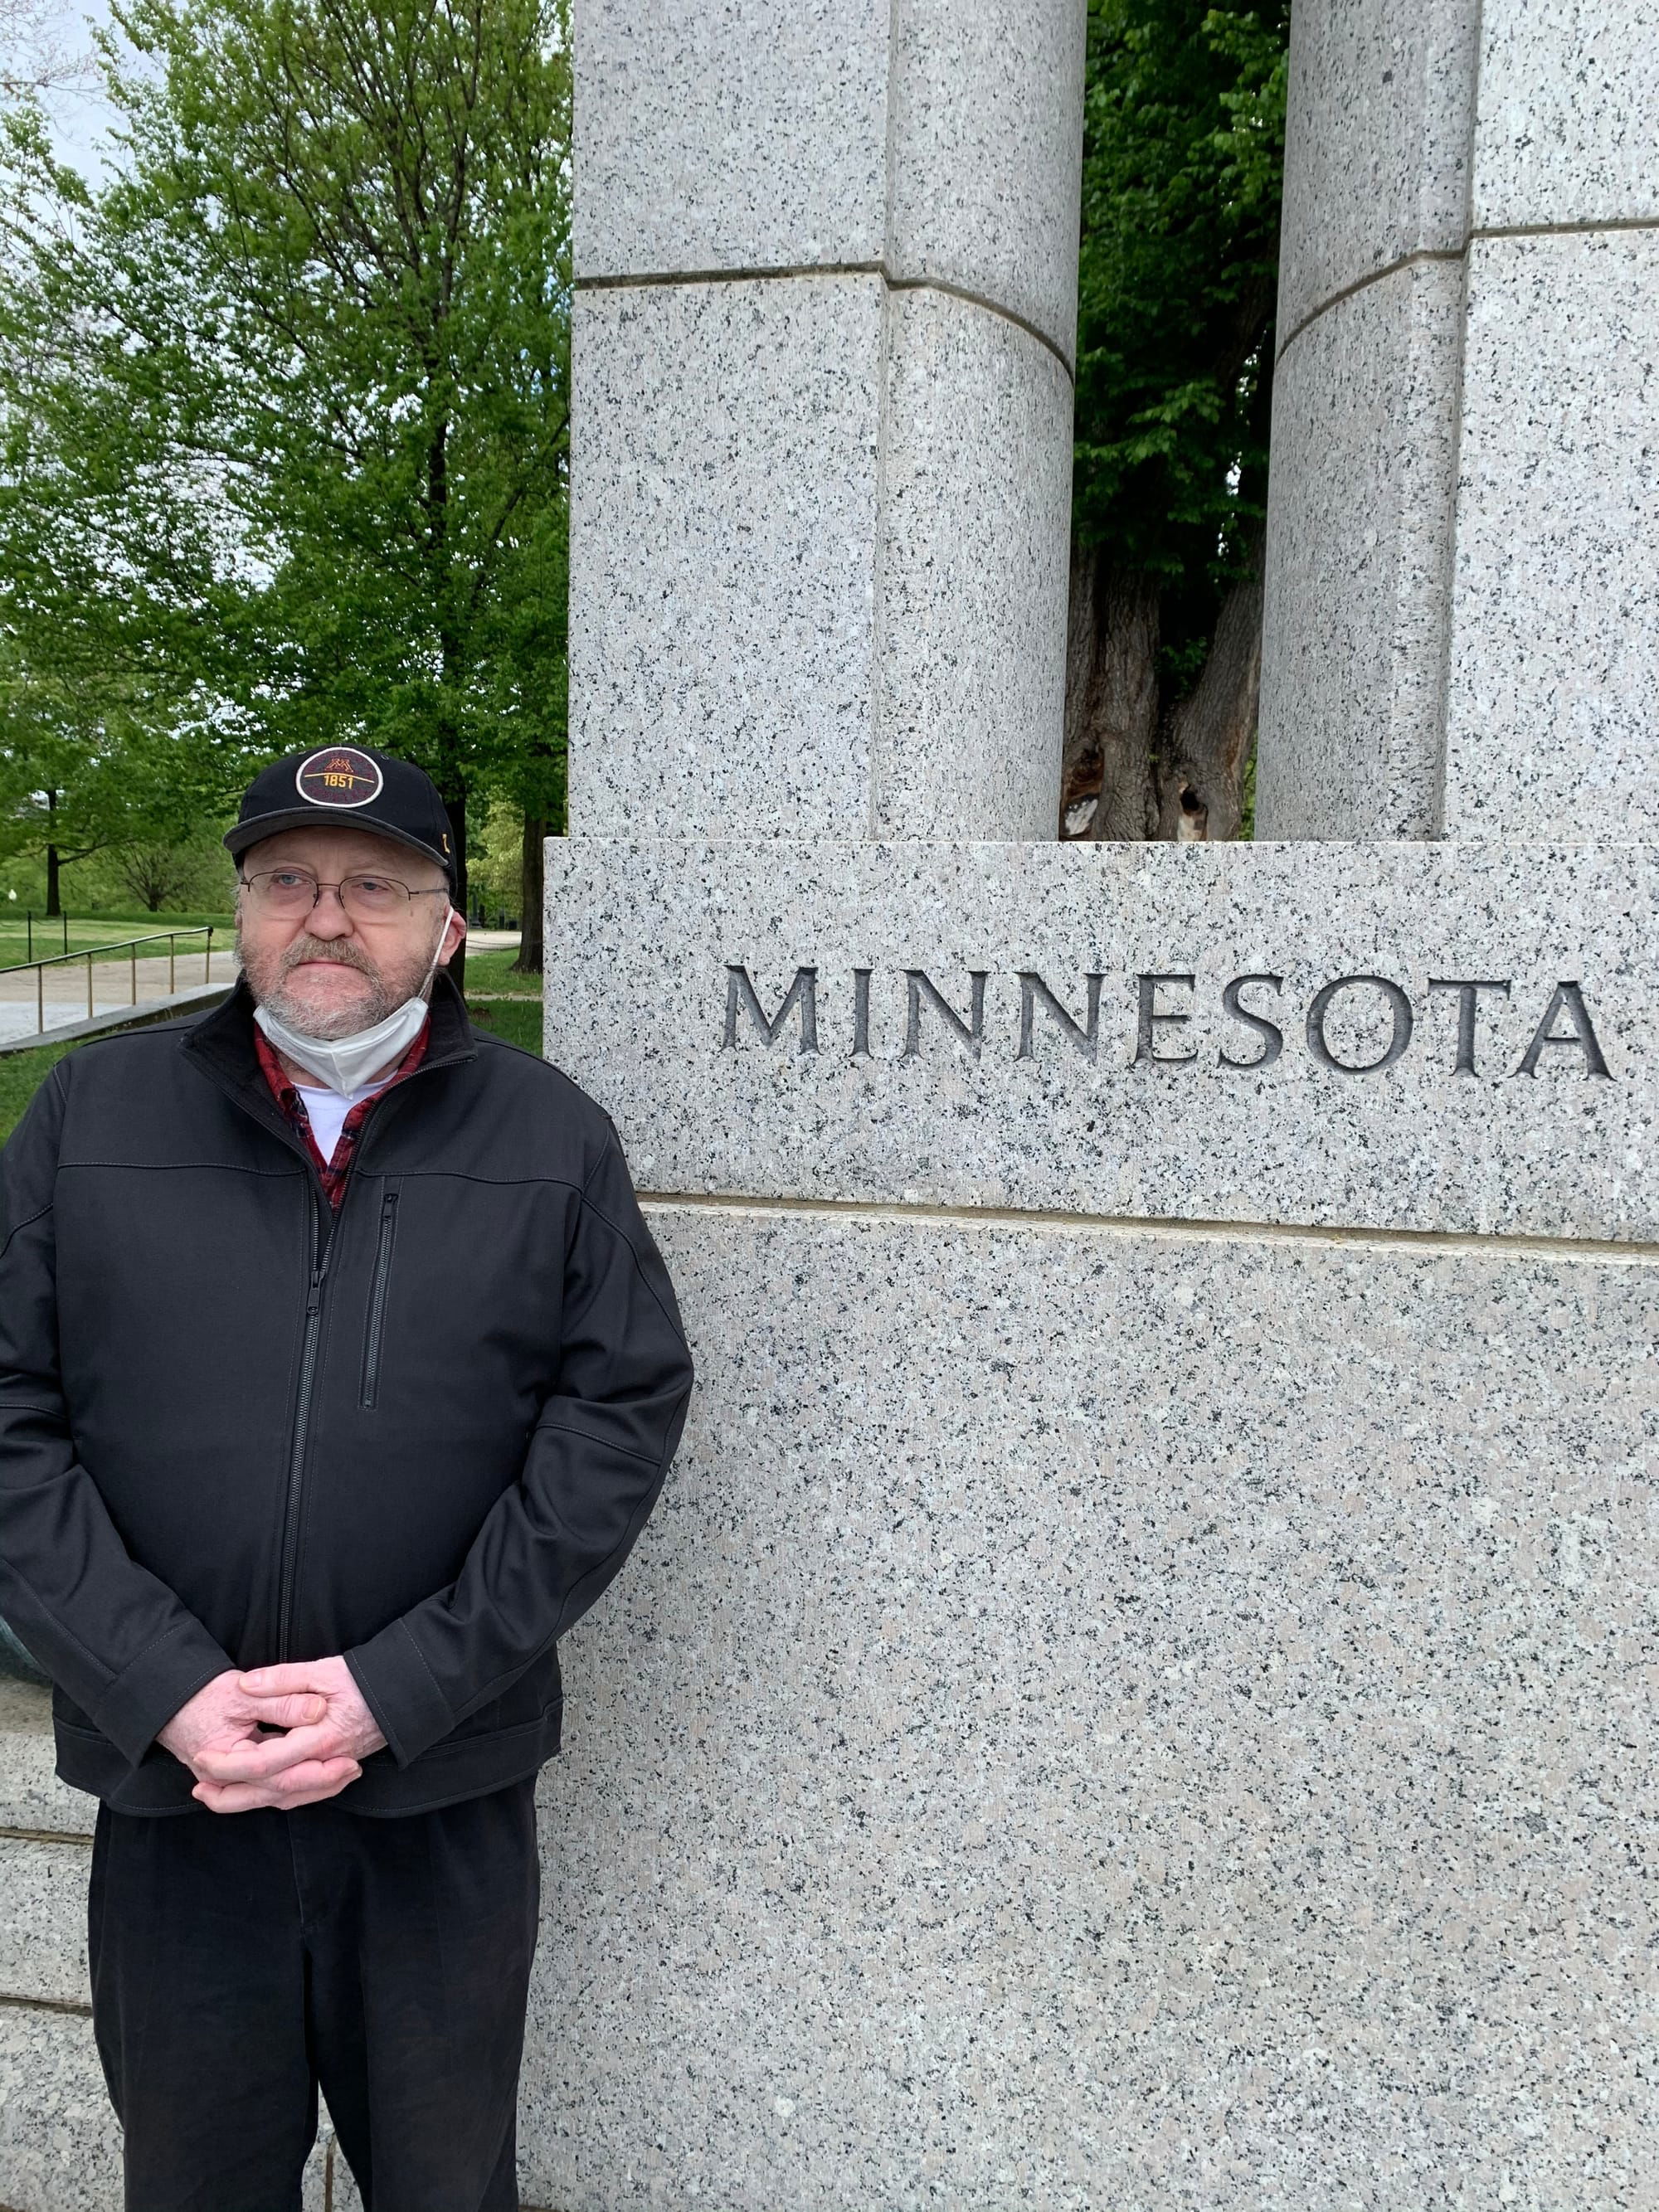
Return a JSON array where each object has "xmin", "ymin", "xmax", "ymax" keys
[{"xmin": 423, "ymin": 902, "xmax": 454, "ymax": 991}]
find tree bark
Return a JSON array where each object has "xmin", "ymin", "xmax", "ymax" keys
[
  {"xmin": 426, "ymin": 407, "xmax": 471, "ymax": 995},
  {"xmin": 1060, "ymin": 548, "xmax": 1160, "ymax": 842},
  {"xmin": 440, "ymin": 780, "xmax": 468, "ymax": 996},
  {"xmin": 1059, "ymin": 543, "xmax": 1264, "ymax": 845},
  {"xmin": 1151, "ymin": 558, "xmax": 1263, "ymax": 844},
  {"xmin": 513, "ymin": 814, "xmax": 546, "ymax": 975},
  {"xmin": 44, "ymin": 790, "xmax": 61, "ymax": 917}
]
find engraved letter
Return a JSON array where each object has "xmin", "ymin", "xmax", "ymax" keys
[
  {"xmin": 722, "ymin": 965, "xmax": 819, "ymax": 1053},
  {"xmin": 902, "ymin": 970, "xmax": 987, "ymax": 1060},
  {"xmin": 1428, "ymin": 978, "xmax": 1511, "ymax": 1075},
  {"xmin": 1134, "ymin": 974, "xmax": 1197, "ymax": 1066},
  {"xmin": 1219, "ymin": 974, "xmax": 1283, "ymax": 1071},
  {"xmin": 852, "ymin": 968, "xmax": 873, "ymax": 1058},
  {"xmin": 1017, "ymin": 972, "xmax": 1104, "ymax": 1061},
  {"xmin": 1515, "ymin": 981, "xmax": 1611, "ymax": 1078},
  {"xmin": 1306, "ymin": 975, "xmax": 1413, "ymax": 1073}
]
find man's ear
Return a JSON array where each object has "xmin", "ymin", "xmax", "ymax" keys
[{"xmin": 436, "ymin": 907, "xmax": 467, "ymax": 967}]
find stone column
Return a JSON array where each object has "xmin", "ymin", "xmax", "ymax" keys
[
  {"xmin": 1258, "ymin": 0, "xmax": 1659, "ymax": 841},
  {"xmin": 568, "ymin": 0, "xmax": 1083, "ymax": 841}
]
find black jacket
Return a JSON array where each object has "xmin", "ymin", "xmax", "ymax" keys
[{"xmin": 0, "ymin": 977, "xmax": 693, "ymax": 1815}]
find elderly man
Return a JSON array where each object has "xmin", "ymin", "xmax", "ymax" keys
[{"xmin": 0, "ymin": 745, "xmax": 693, "ymax": 2211}]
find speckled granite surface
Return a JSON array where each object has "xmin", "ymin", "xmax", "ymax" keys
[
  {"xmin": 545, "ymin": 839, "xmax": 1659, "ymax": 1241},
  {"xmin": 1276, "ymin": 0, "xmax": 1478, "ymax": 342},
  {"xmin": 1258, "ymin": 259, "xmax": 1462, "ymax": 840},
  {"xmin": 1443, "ymin": 231, "xmax": 1659, "ymax": 843},
  {"xmin": 573, "ymin": 0, "xmax": 890, "ymax": 280},
  {"xmin": 569, "ymin": 280, "xmax": 1071, "ymax": 845},
  {"xmin": 1262, "ymin": 0, "xmax": 1659, "ymax": 847},
  {"xmin": 568, "ymin": 276, "xmax": 885, "ymax": 842},
  {"xmin": 873, "ymin": 289, "xmax": 1072, "ymax": 839},
  {"xmin": 0, "ymin": 1840, "xmax": 90, "ymax": 2007},
  {"xmin": 0, "ymin": 1680, "xmax": 95, "ymax": 1839},
  {"xmin": 569, "ymin": 0, "xmax": 1084, "ymax": 852},
  {"xmin": 0, "ymin": 2009, "xmax": 122, "ymax": 2212},
  {"xmin": 884, "ymin": 0, "xmax": 1087, "ymax": 362},
  {"xmin": 1474, "ymin": 0, "xmax": 1659, "ymax": 229},
  {"xmin": 525, "ymin": 1203, "xmax": 1658, "ymax": 2211},
  {"xmin": 574, "ymin": 0, "xmax": 1086, "ymax": 362}
]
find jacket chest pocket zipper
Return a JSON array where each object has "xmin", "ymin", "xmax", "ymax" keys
[{"xmin": 359, "ymin": 1189, "xmax": 400, "ymax": 1409}]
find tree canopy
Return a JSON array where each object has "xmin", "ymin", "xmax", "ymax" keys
[
  {"xmin": 1065, "ymin": 0, "xmax": 1290, "ymax": 839},
  {"xmin": 0, "ymin": 0, "xmax": 572, "ymax": 931}
]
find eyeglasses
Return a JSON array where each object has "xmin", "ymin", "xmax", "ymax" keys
[{"xmin": 238, "ymin": 868, "xmax": 450, "ymax": 923}]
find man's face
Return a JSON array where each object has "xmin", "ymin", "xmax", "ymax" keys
[{"xmin": 236, "ymin": 826, "xmax": 464, "ymax": 1040}]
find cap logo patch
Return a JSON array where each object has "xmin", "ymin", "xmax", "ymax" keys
[{"xmin": 295, "ymin": 746, "xmax": 383, "ymax": 809}]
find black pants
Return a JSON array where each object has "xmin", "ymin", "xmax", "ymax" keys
[{"xmin": 89, "ymin": 1781, "xmax": 540, "ymax": 2212}]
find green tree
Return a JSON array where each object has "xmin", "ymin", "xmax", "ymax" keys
[
  {"xmin": 1063, "ymin": 0, "xmax": 1289, "ymax": 842},
  {"xmin": 0, "ymin": 0, "xmax": 572, "ymax": 975},
  {"xmin": 0, "ymin": 644, "xmax": 226, "ymax": 914}
]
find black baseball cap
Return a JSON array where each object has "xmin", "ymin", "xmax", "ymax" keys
[{"xmin": 224, "ymin": 745, "xmax": 456, "ymax": 883}]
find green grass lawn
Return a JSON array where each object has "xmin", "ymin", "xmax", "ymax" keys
[
  {"xmin": 464, "ymin": 995, "xmax": 542, "ymax": 1052},
  {"xmin": 0, "ymin": 912, "xmax": 235, "ymax": 970},
  {"xmin": 0, "ymin": 1039, "xmax": 80, "ymax": 1143},
  {"xmin": 460, "ymin": 946, "xmax": 540, "ymax": 996}
]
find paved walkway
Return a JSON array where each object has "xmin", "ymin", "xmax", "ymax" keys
[{"xmin": 0, "ymin": 949, "xmax": 241, "ymax": 1046}]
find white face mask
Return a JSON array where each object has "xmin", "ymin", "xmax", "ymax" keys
[{"xmin": 253, "ymin": 907, "xmax": 450, "ymax": 1096}]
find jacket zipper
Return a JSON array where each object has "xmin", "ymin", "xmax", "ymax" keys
[
  {"xmin": 276, "ymin": 1195, "xmax": 333, "ymax": 1665},
  {"xmin": 267, "ymin": 1076, "xmax": 427, "ymax": 1663},
  {"xmin": 359, "ymin": 1189, "xmax": 399, "ymax": 1410}
]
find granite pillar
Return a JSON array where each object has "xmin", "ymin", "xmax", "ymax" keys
[
  {"xmin": 1258, "ymin": 0, "xmax": 1659, "ymax": 842},
  {"xmin": 536, "ymin": 5, "xmax": 1659, "ymax": 2207},
  {"xmin": 567, "ymin": 0, "xmax": 1082, "ymax": 842}
]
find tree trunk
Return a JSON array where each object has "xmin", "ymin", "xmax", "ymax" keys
[
  {"xmin": 440, "ymin": 780, "xmax": 468, "ymax": 996},
  {"xmin": 426, "ymin": 411, "xmax": 470, "ymax": 996},
  {"xmin": 1059, "ymin": 543, "xmax": 1265, "ymax": 845},
  {"xmin": 1060, "ymin": 547, "xmax": 1160, "ymax": 842},
  {"xmin": 514, "ymin": 814, "xmax": 546, "ymax": 975},
  {"xmin": 44, "ymin": 789, "xmax": 61, "ymax": 916},
  {"xmin": 1151, "ymin": 558, "xmax": 1264, "ymax": 844}
]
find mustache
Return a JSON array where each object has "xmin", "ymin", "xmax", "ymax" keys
[{"xmin": 278, "ymin": 936, "xmax": 377, "ymax": 979}]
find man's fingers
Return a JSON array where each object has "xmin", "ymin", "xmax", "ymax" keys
[
  {"xmin": 193, "ymin": 1723, "xmax": 340, "ymax": 1784},
  {"xmin": 237, "ymin": 1664, "xmax": 330, "ymax": 1699},
  {"xmin": 192, "ymin": 1758, "xmax": 361, "ymax": 1814},
  {"xmin": 236, "ymin": 1690, "xmax": 328, "ymax": 1728}
]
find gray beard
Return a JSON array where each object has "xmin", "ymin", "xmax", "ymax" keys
[{"xmin": 237, "ymin": 923, "xmax": 406, "ymax": 1041}]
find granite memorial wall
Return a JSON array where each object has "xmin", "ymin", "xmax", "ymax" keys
[{"xmin": 532, "ymin": 2, "xmax": 1657, "ymax": 2207}]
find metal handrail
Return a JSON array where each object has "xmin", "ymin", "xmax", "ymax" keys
[
  {"xmin": 0, "ymin": 926, "xmax": 216, "ymax": 975},
  {"xmin": 0, "ymin": 926, "xmax": 217, "ymax": 1035}
]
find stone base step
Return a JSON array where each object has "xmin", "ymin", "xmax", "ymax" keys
[
  {"xmin": 0, "ymin": 1682, "xmax": 96, "ymax": 2039},
  {"xmin": 0, "ymin": 1841, "xmax": 89, "ymax": 2008},
  {"xmin": 0, "ymin": 2002, "xmax": 119, "ymax": 2212},
  {"xmin": 0, "ymin": 1684, "xmax": 94, "ymax": 1841}
]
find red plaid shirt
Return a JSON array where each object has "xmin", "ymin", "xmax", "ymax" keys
[{"xmin": 254, "ymin": 1021, "xmax": 430, "ymax": 1208}]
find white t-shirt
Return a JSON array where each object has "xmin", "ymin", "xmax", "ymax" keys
[{"xmin": 294, "ymin": 1078, "xmax": 389, "ymax": 1162}]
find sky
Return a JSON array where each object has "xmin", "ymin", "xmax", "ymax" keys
[{"xmin": 12, "ymin": 0, "xmax": 118, "ymax": 182}]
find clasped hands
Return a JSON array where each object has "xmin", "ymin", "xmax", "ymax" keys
[{"xmin": 158, "ymin": 1657, "xmax": 387, "ymax": 1813}]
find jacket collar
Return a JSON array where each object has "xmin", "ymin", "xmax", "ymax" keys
[{"xmin": 181, "ymin": 969, "xmax": 477, "ymax": 1149}]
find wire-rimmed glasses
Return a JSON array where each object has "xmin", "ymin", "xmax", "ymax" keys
[{"xmin": 238, "ymin": 868, "xmax": 449, "ymax": 923}]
